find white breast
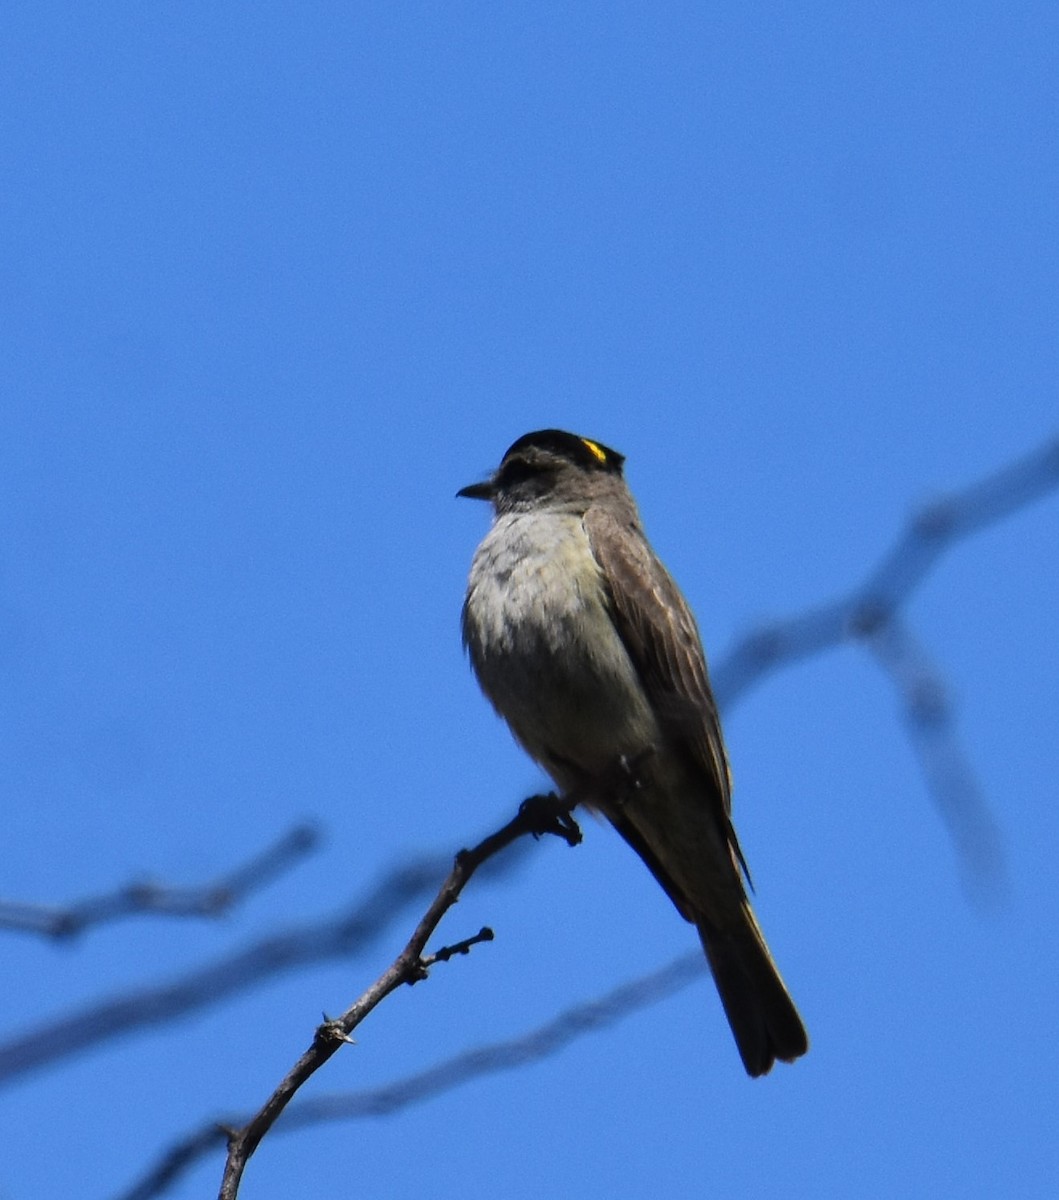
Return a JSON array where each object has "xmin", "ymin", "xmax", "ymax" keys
[{"xmin": 463, "ymin": 511, "xmax": 659, "ymax": 783}]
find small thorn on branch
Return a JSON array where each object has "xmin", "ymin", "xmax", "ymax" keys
[{"xmin": 316, "ymin": 1018, "xmax": 357, "ymax": 1047}]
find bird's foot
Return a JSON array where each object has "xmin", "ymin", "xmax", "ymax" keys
[{"xmin": 518, "ymin": 792, "xmax": 583, "ymax": 846}]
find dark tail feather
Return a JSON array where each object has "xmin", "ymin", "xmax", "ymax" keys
[{"xmin": 698, "ymin": 905, "xmax": 808, "ymax": 1077}]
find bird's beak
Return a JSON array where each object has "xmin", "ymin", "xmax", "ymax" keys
[{"xmin": 456, "ymin": 478, "xmax": 496, "ymax": 501}]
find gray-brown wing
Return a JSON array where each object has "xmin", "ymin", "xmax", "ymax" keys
[{"xmin": 583, "ymin": 505, "xmax": 750, "ymax": 878}]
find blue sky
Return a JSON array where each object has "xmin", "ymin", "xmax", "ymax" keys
[{"xmin": 1, "ymin": 3, "xmax": 1057, "ymax": 1197}]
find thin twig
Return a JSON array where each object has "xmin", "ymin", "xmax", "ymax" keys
[{"xmin": 218, "ymin": 794, "xmax": 582, "ymax": 1199}]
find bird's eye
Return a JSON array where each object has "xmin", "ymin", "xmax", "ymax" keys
[{"xmin": 497, "ymin": 457, "xmax": 546, "ymax": 488}]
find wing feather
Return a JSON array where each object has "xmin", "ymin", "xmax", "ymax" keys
[{"xmin": 583, "ymin": 505, "xmax": 751, "ymax": 881}]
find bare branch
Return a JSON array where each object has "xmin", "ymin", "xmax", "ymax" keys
[
  {"xmin": 864, "ymin": 618, "xmax": 1005, "ymax": 902},
  {"xmin": 117, "ymin": 954, "xmax": 704, "ymax": 1200},
  {"xmin": 712, "ymin": 432, "xmax": 1059, "ymax": 891},
  {"xmin": 422, "ymin": 925, "xmax": 496, "ymax": 967},
  {"xmin": 0, "ymin": 852, "xmax": 462, "ymax": 1086},
  {"xmin": 218, "ymin": 793, "xmax": 582, "ymax": 1199},
  {"xmin": 712, "ymin": 434, "xmax": 1059, "ymax": 707},
  {"xmin": 0, "ymin": 825, "xmax": 320, "ymax": 941}
]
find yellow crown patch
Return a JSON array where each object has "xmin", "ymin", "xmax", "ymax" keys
[{"xmin": 580, "ymin": 438, "xmax": 609, "ymax": 465}]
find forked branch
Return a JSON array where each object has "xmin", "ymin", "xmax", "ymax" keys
[{"xmin": 217, "ymin": 793, "xmax": 581, "ymax": 1199}]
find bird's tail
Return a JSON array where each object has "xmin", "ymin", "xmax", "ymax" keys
[{"xmin": 697, "ymin": 903, "xmax": 808, "ymax": 1077}]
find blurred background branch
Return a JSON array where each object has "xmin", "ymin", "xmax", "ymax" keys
[
  {"xmin": 713, "ymin": 433, "xmax": 1059, "ymax": 893},
  {"xmin": 0, "ymin": 854, "xmax": 445, "ymax": 1086},
  {"xmin": 0, "ymin": 825, "xmax": 320, "ymax": 940},
  {"xmin": 713, "ymin": 435, "xmax": 1059, "ymax": 706}
]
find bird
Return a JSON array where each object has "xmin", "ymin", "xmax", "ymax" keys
[{"xmin": 458, "ymin": 429, "xmax": 807, "ymax": 1076}]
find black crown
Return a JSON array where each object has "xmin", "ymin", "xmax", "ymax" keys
[{"xmin": 502, "ymin": 429, "xmax": 625, "ymax": 473}]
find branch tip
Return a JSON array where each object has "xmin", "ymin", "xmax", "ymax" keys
[{"xmin": 424, "ymin": 926, "xmax": 497, "ymax": 966}]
